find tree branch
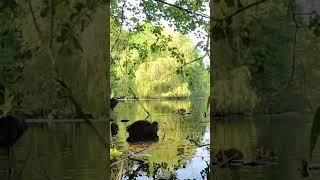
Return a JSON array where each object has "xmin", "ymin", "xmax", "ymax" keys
[
  {"xmin": 213, "ymin": 0, "xmax": 268, "ymax": 22},
  {"xmin": 164, "ymin": 51, "xmax": 208, "ymax": 78},
  {"xmin": 49, "ymin": 0, "xmax": 54, "ymax": 49},
  {"xmin": 152, "ymin": 0, "xmax": 268, "ymax": 22},
  {"xmin": 27, "ymin": 1, "xmax": 108, "ymax": 147},
  {"xmin": 128, "ymin": 86, "xmax": 150, "ymax": 117},
  {"xmin": 164, "ymin": 37, "xmax": 209, "ymax": 78},
  {"xmin": 111, "ymin": 0, "xmax": 127, "ymax": 51},
  {"xmin": 286, "ymin": 0, "xmax": 298, "ymax": 88},
  {"xmin": 27, "ymin": 0, "xmax": 42, "ymax": 38},
  {"xmin": 152, "ymin": 0, "xmax": 210, "ymax": 19}
]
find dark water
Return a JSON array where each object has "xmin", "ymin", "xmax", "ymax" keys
[
  {"xmin": 212, "ymin": 112, "xmax": 320, "ymax": 180},
  {"xmin": 1, "ymin": 100, "xmax": 320, "ymax": 180},
  {"xmin": 0, "ymin": 122, "xmax": 108, "ymax": 180},
  {"xmin": 110, "ymin": 99, "xmax": 210, "ymax": 180}
]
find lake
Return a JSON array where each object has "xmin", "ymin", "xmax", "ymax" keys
[
  {"xmin": 110, "ymin": 99, "xmax": 210, "ymax": 180},
  {"xmin": 1, "ymin": 99, "xmax": 320, "ymax": 180},
  {"xmin": 0, "ymin": 121, "xmax": 108, "ymax": 180},
  {"xmin": 212, "ymin": 112, "xmax": 320, "ymax": 180}
]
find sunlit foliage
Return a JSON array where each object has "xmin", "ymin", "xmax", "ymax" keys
[{"xmin": 111, "ymin": 22, "xmax": 209, "ymax": 99}]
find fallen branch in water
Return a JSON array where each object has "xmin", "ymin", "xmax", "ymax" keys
[
  {"xmin": 111, "ymin": 147, "xmax": 152, "ymax": 166},
  {"xmin": 187, "ymin": 138, "xmax": 209, "ymax": 147},
  {"xmin": 128, "ymin": 156, "xmax": 146, "ymax": 164}
]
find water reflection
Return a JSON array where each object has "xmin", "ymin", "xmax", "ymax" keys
[
  {"xmin": 110, "ymin": 99, "xmax": 210, "ymax": 180},
  {"xmin": 212, "ymin": 113, "xmax": 320, "ymax": 180},
  {"xmin": 0, "ymin": 122, "xmax": 108, "ymax": 180}
]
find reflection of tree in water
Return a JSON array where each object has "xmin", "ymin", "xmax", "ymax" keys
[
  {"xmin": 111, "ymin": 100, "xmax": 209, "ymax": 179},
  {"xmin": 122, "ymin": 162, "xmax": 178, "ymax": 179}
]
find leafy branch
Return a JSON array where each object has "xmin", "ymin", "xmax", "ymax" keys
[
  {"xmin": 212, "ymin": 0, "xmax": 268, "ymax": 22},
  {"xmin": 111, "ymin": 0, "xmax": 127, "ymax": 52},
  {"xmin": 27, "ymin": 0, "xmax": 108, "ymax": 146},
  {"xmin": 152, "ymin": 0, "xmax": 268, "ymax": 22},
  {"xmin": 164, "ymin": 36, "xmax": 209, "ymax": 78},
  {"xmin": 152, "ymin": 0, "xmax": 210, "ymax": 19}
]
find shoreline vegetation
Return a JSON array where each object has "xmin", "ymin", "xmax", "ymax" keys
[
  {"xmin": 115, "ymin": 96, "xmax": 208, "ymax": 100},
  {"xmin": 12, "ymin": 111, "xmax": 306, "ymax": 123}
]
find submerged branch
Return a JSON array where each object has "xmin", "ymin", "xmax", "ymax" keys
[
  {"xmin": 128, "ymin": 156, "xmax": 146, "ymax": 164},
  {"xmin": 128, "ymin": 87, "xmax": 150, "ymax": 117},
  {"xmin": 111, "ymin": 147, "xmax": 151, "ymax": 166}
]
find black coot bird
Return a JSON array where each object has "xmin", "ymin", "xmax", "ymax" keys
[
  {"xmin": 126, "ymin": 120, "xmax": 159, "ymax": 143},
  {"xmin": 0, "ymin": 115, "xmax": 28, "ymax": 147},
  {"xmin": 110, "ymin": 98, "xmax": 119, "ymax": 111}
]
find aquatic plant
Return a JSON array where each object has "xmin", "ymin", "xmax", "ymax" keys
[{"xmin": 110, "ymin": 148, "xmax": 123, "ymax": 160}]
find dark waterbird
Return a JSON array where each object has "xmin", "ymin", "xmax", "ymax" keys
[
  {"xmin": 110, "ymin": 98, "xmax": 119, "ymax": 111},
  {"xmin": 0, "ymin": 115, "xmax": 28, "ymax": 147},
  {"xmin": 126, "ymin": 120, "xmax": 159, "ymax": 143}
]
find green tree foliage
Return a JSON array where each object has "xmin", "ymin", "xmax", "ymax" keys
[
  {"xmin": 213, "ymin": 66, "xmax": 258, "ymax": 115},
  {"xmin": 210, "ymin": 0, "xmax": 318, "ymax": 114},
  {"xmin": 111, "ymin": 22, "xmax": 209, "ymax": 99},
  {"xmin": 1, "ymin": 0, "xmax": 108, "ymax": 117}
]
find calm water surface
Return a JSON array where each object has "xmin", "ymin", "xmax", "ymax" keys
[
  {"xmin": 1, "ymin": 100, "xmax": 320, "ymax": 180},
  {"xmin": 212, "ymin": 112, "xmax": 320, "ymax": 180},
  {"xmin": 111, "ymin": 99, "xmax": 210, "ymax": 180},
  {"xmin": 0, "ymin": 122, "xmax": 108, "ymax": 180}
]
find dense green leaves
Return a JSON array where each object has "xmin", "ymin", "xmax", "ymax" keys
[
  {"xmin": 111, "ymin": 21, "xmax": 209, "ymax": 99},
  {"xmin": 0, "ymin": 0, "xmax": 108, "ymax": 117}
]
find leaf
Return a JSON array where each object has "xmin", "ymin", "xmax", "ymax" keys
[
  {"xmin": 310, "ymin": 106, "xmax": 320, "ymax": 160},
  {"xmin": 110, "ymin": 148, "xmax": 122, "ymax": 159}
]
